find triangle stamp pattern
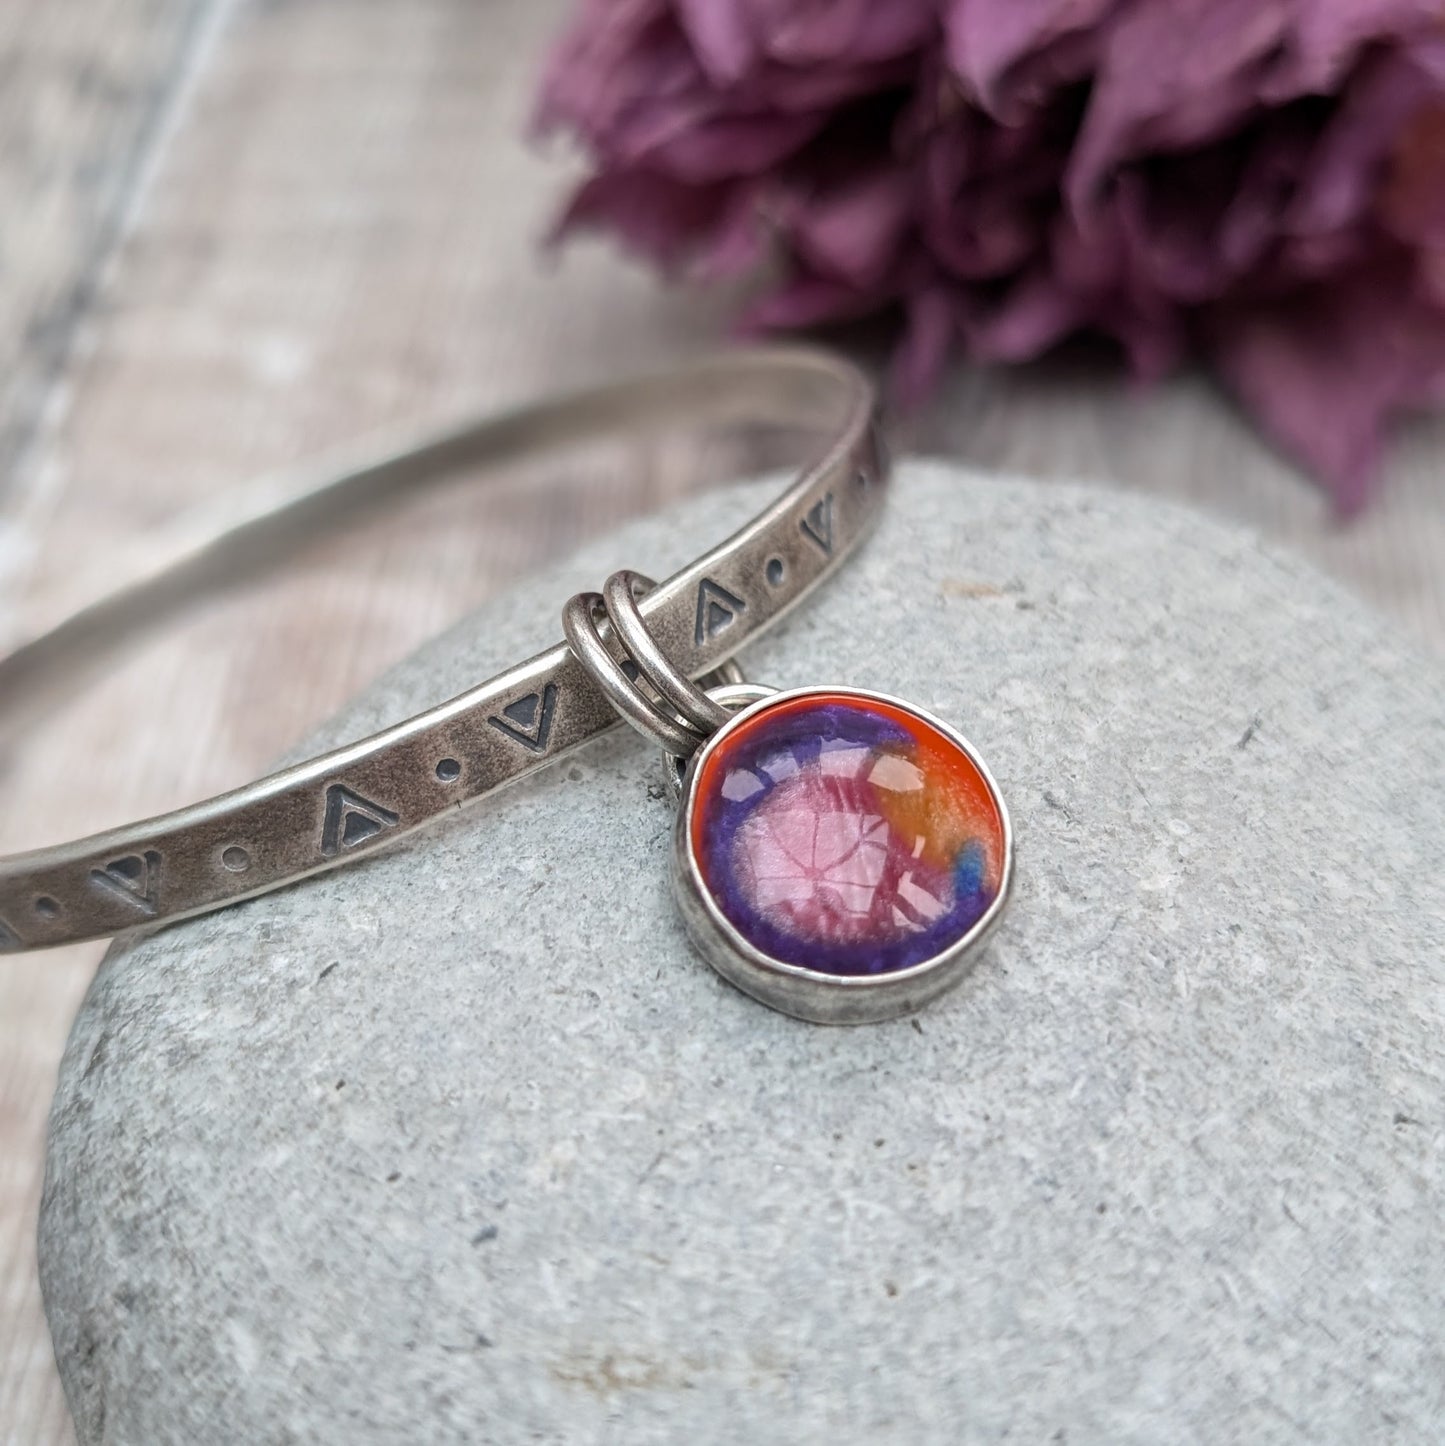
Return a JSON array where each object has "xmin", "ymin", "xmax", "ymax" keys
[
  {"xmin": 90, "ymin": 850, "xmax": 163, "ymax": 915},
  {"xmin": 694, "ymin": 578, "xmax": 747, "ymax": 646},
  {"xmin": 489, "ymin": 683, "xmax": 557, "ymax": 754},
  {"xmin": 321, "ymin": 785, "xmax": 400, "ymax": 857},
  {"xmin": 800, "ymin": 492, "xmax": 835, "ymax": 555},
  {"xmin": 0, "ymin": 917, "xmax": 20, "ymax": 952}
]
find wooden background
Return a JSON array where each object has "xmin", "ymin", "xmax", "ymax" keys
[{"xmin": 2, "ymin": 2, "xmax": 1443, "ymax": 1441}]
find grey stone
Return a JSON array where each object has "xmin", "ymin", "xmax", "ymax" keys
[{"xmin": 40, "ymin": 462, "xmax": 1445, "ymax": 1445}]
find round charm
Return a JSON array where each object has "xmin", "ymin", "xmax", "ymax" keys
[{"xmin": 672, "ymin": 687, "xmax": 1012, "ymax": 1023}]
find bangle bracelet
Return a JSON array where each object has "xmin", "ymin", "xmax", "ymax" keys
[{"xmin": 0, "ymin": 347, "xmax": 1011, "ymax": 1023}]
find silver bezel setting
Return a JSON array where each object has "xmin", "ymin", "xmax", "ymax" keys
[{"xmin": 672, "ymin": 686, "xmax": 1014, "ymax": 1025}]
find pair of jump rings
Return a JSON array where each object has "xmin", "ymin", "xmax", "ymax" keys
[{"xmin": 562, "ymin": 569, "xmax": 758, "ymax": 761}]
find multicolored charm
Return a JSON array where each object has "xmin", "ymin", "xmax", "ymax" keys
[{"xmin": 672, "ymin": 687, "xmax": 1012, "ymax": 1023}]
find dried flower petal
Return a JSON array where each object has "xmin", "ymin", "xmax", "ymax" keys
[
  {"xmin": 1208, "ymin": 262, "xmax": 1445, "ymax": 514},
  {"xmin": 945, "ymin": 0, "xmax": 1116, "ymax": 115}
]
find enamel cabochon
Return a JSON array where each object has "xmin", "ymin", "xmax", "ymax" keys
[{"xmin": 673, "ymin": 687, "xmax": 1012, "ymax": 1023}]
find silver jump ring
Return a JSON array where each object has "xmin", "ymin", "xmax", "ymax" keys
[
  {"xmin": 562, "ymin": 591, "xmax": 704, "ymax": 757},
  {"xmin": 602, "ymin": 570, "xmax": 730, "ymax": 735},
  {"xmin": 563, "ymin": 572, "xmax": 750, "ymax": 757}
]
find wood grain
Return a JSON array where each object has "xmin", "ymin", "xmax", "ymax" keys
[
  {"xmin": 2, "ymin": 0, "xmax": 1443, "ymax": 1442},
  {"xmin": 0, "ymin": 0, "xmax": 212, "ymax": 514}
]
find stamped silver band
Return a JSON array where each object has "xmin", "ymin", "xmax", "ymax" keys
[{"xmin": 0, "ymin": 348, "xmax": 885, "ymax": 953}]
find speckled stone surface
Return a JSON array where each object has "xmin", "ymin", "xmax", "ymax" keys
[{"xmin": 40, "ymin": 463, "xmax": 1445, "ymax": 1444}]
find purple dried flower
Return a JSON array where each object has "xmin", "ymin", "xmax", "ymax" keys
[{"xmin": 537, "ymin": 0, "xmax": 1445, "ymax": 513}]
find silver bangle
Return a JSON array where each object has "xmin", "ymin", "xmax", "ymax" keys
[{"xmin": 0, "ymin": 347, "xmax": 1012, "ymax": 1024}]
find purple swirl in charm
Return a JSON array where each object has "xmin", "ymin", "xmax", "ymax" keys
[{"xmin": 688, "ymin": 692, "xmax": 1007, "ymax": 977}]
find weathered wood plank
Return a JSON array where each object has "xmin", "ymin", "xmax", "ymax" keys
[{"xmin": 0, "ymin": 0, "xmax": 213, "ymax": 503}]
